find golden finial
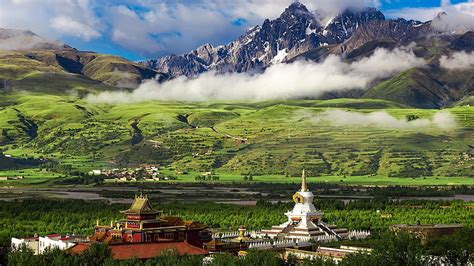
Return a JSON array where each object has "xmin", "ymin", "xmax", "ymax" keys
[{"xmin": 301, "ymin": 169, "xmax": 308, "ymax": 192}]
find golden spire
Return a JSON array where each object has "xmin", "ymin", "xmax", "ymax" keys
[{"xmin": 301, "ymin": 169, "xmax": 308, "ymax": 192}]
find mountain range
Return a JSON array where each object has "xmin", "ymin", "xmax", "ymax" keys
[
  {"xmin": 0, "ymin": 2, "xmax": 473, "ymax": 108},
  {"xmin": 140, "ymin": 3, "xmax": 434, "ymax": 77}
]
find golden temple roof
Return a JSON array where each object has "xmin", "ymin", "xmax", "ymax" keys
[{"xmin": 120, "ymin": 194, "xmax": 160, "ymax": 215}]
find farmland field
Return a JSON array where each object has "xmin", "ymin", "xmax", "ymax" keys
[{"xmin": 0, "ymin": 91, "xmax": 473, "ymax": 186}]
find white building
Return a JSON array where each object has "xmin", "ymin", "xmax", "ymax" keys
[
  {"xmin": 89, "ymin": 169, "xmax": 102, "ymax": 175},
  {"xmin": 11, "ymin": 235, "xmax": 40, "ymax": 255},
  {"xmin": 11, "ymin": 234, "xmax": 85, "ymax": 255},
  {"xmin": 260, "ymin": 170, "xmax": 350, "ymax": 241}
]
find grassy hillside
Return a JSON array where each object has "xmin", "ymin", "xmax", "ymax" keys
[
  {"xmin": 364, "ymin": 67, "xmax": 474, "ymax": 108},
  {"xmin": 0, "ymin": 91, "xmax": 472, "ymax": 184},
  {"xmin": 0, "ymin": 50, "xmax": 164, "ymax": 88}
]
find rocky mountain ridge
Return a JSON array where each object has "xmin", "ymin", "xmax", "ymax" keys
[{"xmin": 141, "ymin": 2, "xmax": 430, "ymax": 78}]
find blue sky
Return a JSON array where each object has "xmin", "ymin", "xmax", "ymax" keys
[
  {"xmin": 382, "ymin": 0, "xmax": 467, "ymax": 9},
  {"xmin": 0, "ymin": 0, "xmax": 473, "ymax": 61}
]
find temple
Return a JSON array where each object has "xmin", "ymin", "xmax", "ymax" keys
[
  {"xmin": 93, "ymin": 194, "xmax": 211, "ymax": 247},
  {"xmin": 260, "ymin": 170, "xmax": 349, "ymax": 240}
]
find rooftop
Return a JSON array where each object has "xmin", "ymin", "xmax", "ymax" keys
[
  {"xmin": 120, "ymin": 194, "xmax": 160, "ymax": 215},
  {"xmin": 70, "ymin": 241, "xmax": 208, "ymax": 260}
]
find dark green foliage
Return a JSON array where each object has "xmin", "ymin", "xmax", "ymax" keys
[
  {"xmin": 1, "ymin": 197, "xmax": 472, "ymax": 249},
  {"xmin": 54, "ymin": 174, "xmax": 105, "ymax": 185},
  {"xmin": 372, "ymin": 232, "xmax": 425, "ymax": 266},
  {"xmin": 81, "ymin": 243, "xmax": 114, "ymax": 266},
  {"xmin": 7, "ymin": 231, "xmax": 474, "ymax": 265},
  {"xmin": 16, "ymin": 112, "xmax": 38, "ymax": 140},
  {"xmin": 130, "ymin": 121, "xmax": 143, "ymax": 145},
  {"xmin": 425, "ymin": 228, "xmax": 474, "ymax": 265},
  {"xmin": 406, "ymin": 114, "xmax": 420, "ymax": 122},
  {"xmin": 0, "ymin": 153, "xmax": 42, "ymax": 170},
  {"xmin": 364, "ymin": 69, "xmax": 449, "ymax": 108}
]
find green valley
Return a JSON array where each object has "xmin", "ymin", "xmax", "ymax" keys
[{"xmin": 0, "ymin": 91, "xmax": 472, "ymax": 185}]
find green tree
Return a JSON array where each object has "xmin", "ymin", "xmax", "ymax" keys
[
  {"xmin": 375, "ymin": 231, "xmax": 425, "ymax": 265},
  {"xmin": 8, "ymin": 245, "xmax": 38, "ymax": 266},
  {"xmin": 426, "ymin": 228, "xmax": 474, "ymax": 265},
  {"xmin": 81, "ymin": 243, "xmax": 113, "ymax": 266}
]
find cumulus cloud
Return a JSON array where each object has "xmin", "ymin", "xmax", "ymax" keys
[
  {"xmin": 107, "ymin": 3, "xmax": 244, "ymax": 55},
  {"xmin": 0, "ymin": 0, "xmax": 103, "ymax": 42},
  {"xmin": 385, "ymin": 0, "xmax": 474, "ymax": 32},
  {"xmin": 86, "ymin": 47, "xmax": 424, "ymax": 103},
  {"xmin": 440, "ymin": 51, "xmax": 474, "ymax": 70},
  {"xmin": 431, "ymin": 0, "xmax": 474, "ymax": 32},
  {"xmin": 105, "ymin": 0, "xmax": 381, "ymax": 56},
  {"xmin": 298, "ymin": 109, "xmax": 456, "ymax": 130},
  {"xmin": 50, "ymin": 16, "xmax": 100, "ymax": 41},
  {"xmin": 214, "ymin": 0, "xmax": 380, "ymax": 21},
  {"xmin": 0, "ymin": 0, "xmax": 382, "ymax": 56}
]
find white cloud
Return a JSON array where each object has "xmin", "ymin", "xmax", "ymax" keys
[
  {"xmin": 299, "ymin": 109, "xmax": 456, "ymax": 130},
  {"xmin": 86, "ymin": 47, "xmax": 424, "ymax": 103},
  {"xmin": 106, "ymin": 0, "xmax": 381, "ymax": 55},
  {"xmin": 385, "ymin": 0, "xmax": 474, "ymax": 31},
  {"xmin": 207, "ymin": 0, "xmax": 380, "ymax": 21},
  {"xmin": 51, "ymin": 16, "xmax": 100, "ymax": 41},
  {"xmin": 106, "ymin": 2, "xmax": 249, "ymax": 55},
  {"xmin": 0, "ymin": 0, "xmax": 103, "ymax": 41},
  {"xmin": 384, "ymin": 7, "xmax": 441, "ymax": 22},
  {"xmin": 440, "ymin": 51, "xmax": 474, "ymax": 70},
  {"xmin": 431, "ymin": 0, "xmax": 474, "ymax": 32}
]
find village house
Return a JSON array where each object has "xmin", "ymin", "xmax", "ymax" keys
[{"xmin": 11, "ymin": 234, "xmax": 86, "ymax": 255}]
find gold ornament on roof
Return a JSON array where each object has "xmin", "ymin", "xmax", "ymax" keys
[{"xmin": 301, "ymin": 169, "xmax": 308, "ymax": 192}]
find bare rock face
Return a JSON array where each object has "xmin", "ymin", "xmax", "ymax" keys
[
  {"xmin": 450, "ymin": 31, "xmax": 474, "ymax": 52},
  {"xmin": 0, "ymin": 28, "xmax": 72, "ymax": 50},
  {"xmin": 140, "ymin": 3, "xmax": 386, "ymax": 78},
  {"xmin": 335, "ymin": 19, "xmax": 432, "ymax": 57}
]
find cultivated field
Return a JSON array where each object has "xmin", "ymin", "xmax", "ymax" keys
[{"xmin": 1, "ymin": 91, "xmax": 473, "ymax": 185}]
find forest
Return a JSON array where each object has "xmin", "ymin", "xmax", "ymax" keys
[
  {"xmin": 0, "ymin": 195, "xmax": 472, "ymax": 265},
  {"xmin": 1, "ymin": 197, "xmax": 473, "ymax": 246}
]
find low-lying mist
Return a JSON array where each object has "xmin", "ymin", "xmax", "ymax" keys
[
  {"xmin": 296, "ymin": 109, "xmax": 456, "ymax": 130},
  {"xmin": 440, "ymin": 51, "xmax": 474, "ymax": 70},
  {"xmin": 86, "ymin": 47, "xmax": 425, "ymax": 103}
]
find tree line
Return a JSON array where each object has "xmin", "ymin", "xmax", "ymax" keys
[{"xmin": 6, "ymin": 229, "xmax": 474, "ymax": 265}]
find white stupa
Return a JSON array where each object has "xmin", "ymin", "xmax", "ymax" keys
[{"xmin": 261, "ymin": 170, "xmax": 348, "ymax": 240}]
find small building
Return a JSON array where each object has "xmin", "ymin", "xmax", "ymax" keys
[
  {"xmin": 89, "ymin": 170, "xmax": 102, "ymax": 176},
  {"xmin": 11, "ymin": 234, "xmax": 85, "ymax": 255},
  {"xmin": 203, "ymin": 239, "xmax": 226, "ymax": 253},
  {"xmin": 39, "ymin": 234, "xmax": 85, "ymax": 254},
  {"xmin": 390, "ymin": 224, "xmax": 464, "ymax": 242},
  {"xmin": 284, "ymin": 245, "xmax": 372, "ymax": 263},
  {"xmin": 11, "ymin": 236, "xmax": 39, "ymax": 255},
  {"xmin": 0, "ymin": 176, "xmax": 24, "ymax": 181}
]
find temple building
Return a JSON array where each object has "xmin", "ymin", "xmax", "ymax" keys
[
  {"xmin": 92, "ymin": 194, "xmax": 212, "ymax": 247},
  {"xmin": 260, "ymin": 170, "xmax": 350, "ymax": 241}
]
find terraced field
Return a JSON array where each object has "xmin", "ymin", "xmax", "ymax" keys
[{"xmin": 0, "ymin": 91, "xmax": 473, "ymax": 184}]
